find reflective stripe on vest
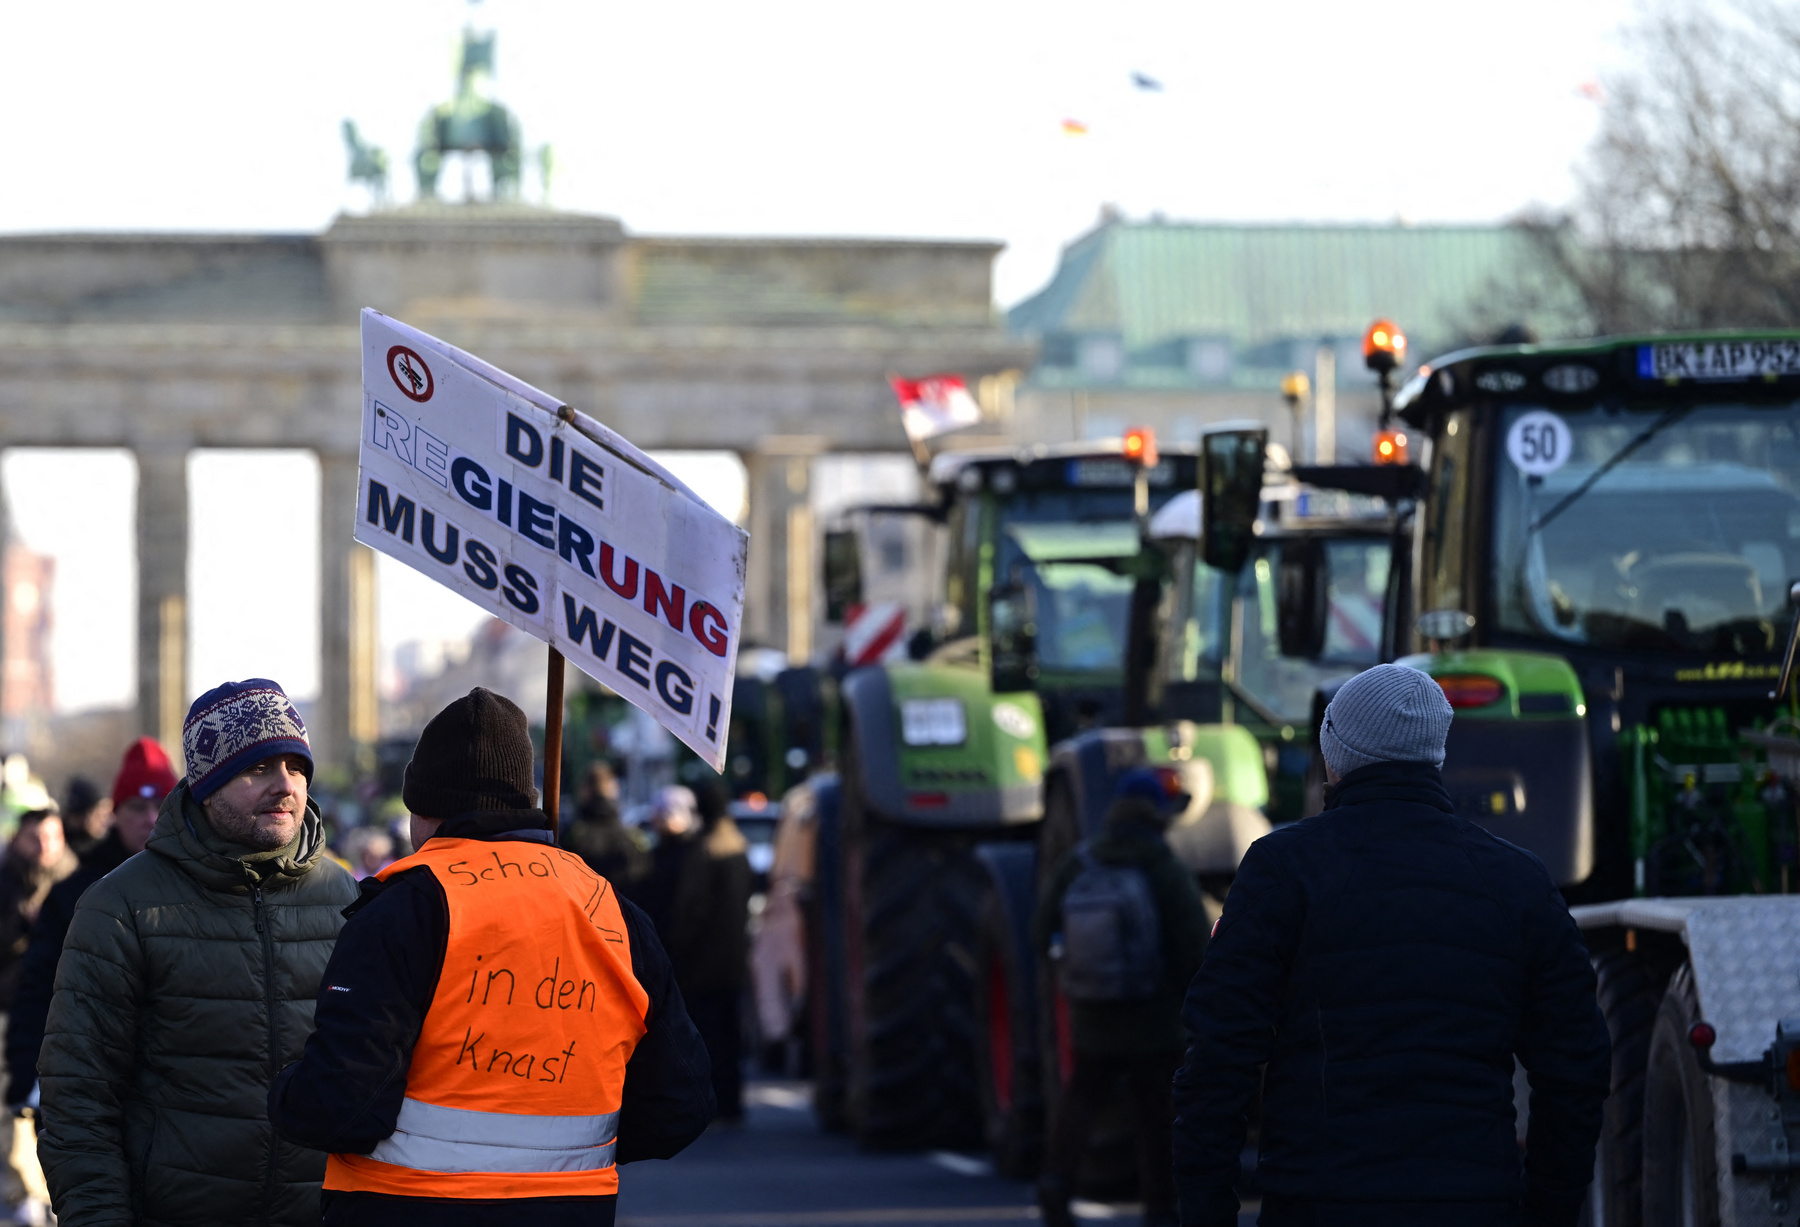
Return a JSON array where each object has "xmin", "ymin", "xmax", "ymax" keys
[
  {"xmin": 368, "ymin": 1097, "xmax": 620, "ymax": 1174},
  {"xmin": 324, "ymin": 838, "xmax": 650, "ymax": 1200}
]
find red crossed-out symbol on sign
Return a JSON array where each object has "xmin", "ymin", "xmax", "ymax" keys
[{"xmin": 387, "ymin": 345, "xmax": 434, "ymax": 402}]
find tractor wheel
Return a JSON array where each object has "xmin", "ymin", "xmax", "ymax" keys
[
  {"xmin": 838, "ymin": 742, "xmax": 985, "ymax": 1150},
  {"xmin": 1641, "ymin": 964, "xmax": 1718, "ymax": 1227},
  {"xmin": 975, "ymin": 878, "xmax": 1044, "ymax": 1178},
  {"xmin": 1588, "ymin": 947, "xmax": 1678, "ymax": 1227},
  {"xmin": 807, "ymin": 779, "xmax": 849, "ymax": 1133}
]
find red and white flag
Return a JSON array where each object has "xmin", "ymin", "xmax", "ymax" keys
[
  {"xmin": 842, "ymin": 602, "xmax": 909, "ymax": 667},
  {"xmin": 890, "ymin": 374, "xmax": 982, "ymax": 443}
]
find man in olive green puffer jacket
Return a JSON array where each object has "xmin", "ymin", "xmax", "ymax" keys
[{"xmin": 37, "ymin": 679, "xmax": 358, "ymax": 1227}]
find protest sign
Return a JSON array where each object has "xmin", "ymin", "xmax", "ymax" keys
[{"xmin": 355, "ymin": 309, "xmax": 748, "ymax": 773}]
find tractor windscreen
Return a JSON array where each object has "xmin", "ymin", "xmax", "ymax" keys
[
  {"xmin": 1491, "ymin": 401, "xmax": 1800, "ymax": 654},
  {"xmin": 994, "ymin": 492, "xmax": 1144, "ymax": 674}
]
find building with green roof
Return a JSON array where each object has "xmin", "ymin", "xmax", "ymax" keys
[{"xmin": 1003, "ymin": 216, "xmax": 1589, "ymax": 460}]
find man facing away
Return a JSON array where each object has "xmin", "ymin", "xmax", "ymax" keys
[
  {"xmin": 7, "ymin": 736, "xmax": 178, "ymax": 1116},
  {"xmin": 1035, "ymin": 768, "xmax": 1211, "ymax": 1227},
  {"xmin": 1172, "ymin": 664, "xmax": 1612, "ymax": 1227},
  {"xmin": 270, "ymin": 687, "xmax": 715, "ymax": 1227},
  {"xmin": 37, "ymin": 680, "xmax": 358, "ymax": 1226}
]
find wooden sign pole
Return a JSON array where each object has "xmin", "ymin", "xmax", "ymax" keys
[{"xmin": 544, "ymin": 648, "xmax": 566, "ymax": 836}]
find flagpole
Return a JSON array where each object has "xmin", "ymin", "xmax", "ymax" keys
[{"xmin": 544, "ymin": 648, "xmax": 565, "ymax": 836}]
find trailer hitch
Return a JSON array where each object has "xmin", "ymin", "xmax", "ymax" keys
[{"xmin": 1693, "ymin": 1019, "xmax": 1800, "ymax": 1181}]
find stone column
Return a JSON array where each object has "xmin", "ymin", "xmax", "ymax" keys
[
  {"xmin": 135, "ymin": 448, "xmax": 188, "ymax": 763},
  {"xmin": 742, "ymin": 437, "xmax": 828, "ymax": 664},
  {"xmin": 318, "ymin": 452, "xmax": 376, "ymax": 778}
]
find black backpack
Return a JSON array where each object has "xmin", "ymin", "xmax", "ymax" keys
[{"xmin": 1057, "ymin": 844, "xmax": 1163, "ymax": 1001}]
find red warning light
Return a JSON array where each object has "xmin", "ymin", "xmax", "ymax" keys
[
  {"xmin": 1123, "ymin": 426, "xmax": 1158, "ymax": 468},
  {"xmin": 1374, "ymin": 429, "xmax": 1409, "ymax": 465}
]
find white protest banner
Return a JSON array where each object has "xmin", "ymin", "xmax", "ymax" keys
[{"xmin": 355, "ymin": 309, "xmax": 748, "ymax": 771}]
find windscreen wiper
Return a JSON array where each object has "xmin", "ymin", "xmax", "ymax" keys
[{"xmin": 1528, "ymin": 405, "xmax": 1696, "ymax": 535}]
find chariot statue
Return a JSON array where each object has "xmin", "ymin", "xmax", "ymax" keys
[{"xmin": 414, "ymin": 27, "xmax": 522, "ymax": 201}]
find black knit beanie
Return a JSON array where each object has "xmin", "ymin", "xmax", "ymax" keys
[{"xmin": 403, "ymin": 687, "xmax": 539, "ymax": 819}]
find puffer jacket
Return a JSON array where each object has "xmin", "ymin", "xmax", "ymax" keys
[{"xmin": 37, "ymin": 782, "xmax": 358, "ymax": 1227}]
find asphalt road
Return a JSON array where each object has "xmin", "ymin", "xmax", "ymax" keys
[{"xmin": 616, "ymin": 1081, "xmax": 1260, "ymax": 1227}]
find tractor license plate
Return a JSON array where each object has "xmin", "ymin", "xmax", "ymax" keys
[{"xmin": 1638, "ymin": 340, "xmax": 1800, "ymax": 381}]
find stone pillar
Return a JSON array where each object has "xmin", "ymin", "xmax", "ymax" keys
[
  {"xmin": 742, "ymin": 437, "xmax": 828, "ymax": 664},
  {"xmin": 135, "ymin": 448, "xmax": 188, "ymax": 763},
  {"xmin": 318, "ymin": 452, "xmax": 377, "ymax": 778}
]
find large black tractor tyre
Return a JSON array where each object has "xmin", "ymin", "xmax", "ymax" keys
[
  {"xmin": 1031, "ymin": 772, "xmax": 1141, "ymax": 1199},
  {"xmin": 808, "ymin": 776, "xmax": 849, "ymax": 1133},
  {"xmin": 1641, "ymin": 965, "xmax": 1719, "ymax": 1227},
  {"xmin": 974, "ymin": 844, "xmax": 1044, "ymax": 1179},
  {"xmin": 1587, "ymin": 947, "xmax": 1679, "ymax": 1227},
  {"xmin": 837, "ymin": 742, "xmax": 986, "ymax": 1150}
]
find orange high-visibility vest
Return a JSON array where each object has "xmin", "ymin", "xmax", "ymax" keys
[{"xmin": 324, "ymin": 837, "xmax": 650, "ymax": 1199}]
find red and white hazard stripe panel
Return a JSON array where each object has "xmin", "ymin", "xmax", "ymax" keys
[{"xmin": 843, "ymin": 602, "xmax": 909, "ymax": 667}]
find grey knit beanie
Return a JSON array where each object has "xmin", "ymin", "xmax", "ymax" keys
[{"xmin": 1319, "ymin": 664, "xmax": 1454, "ymax": 778}]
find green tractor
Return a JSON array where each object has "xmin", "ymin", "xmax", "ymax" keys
[
  {"xmin": 1289, "ymin": 332, "xmax": 1800, "ymax": 1225},
  {"xmin": 810, "ymin": 434, "xmax": 1206, "ymax": 1149},
  {"xmin": 972, "ymin": 448, "xmax": 1410, "ymax": 1182}
]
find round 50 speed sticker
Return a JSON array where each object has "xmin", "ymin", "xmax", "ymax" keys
[{"xmin": 1506, "ymin": 410, "xmax": 1572, "ymax": 477}]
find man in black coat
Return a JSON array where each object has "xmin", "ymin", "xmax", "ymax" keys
[
  {"xmin": 1173, "ymin": 664, "xmax": 1611, "ymax": 1227},
  {"xmin": 269, "ymin": 689, "xmax": 715, "ymax": 1227}
]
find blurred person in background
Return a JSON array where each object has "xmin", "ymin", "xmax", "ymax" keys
[
  {"xmin": 2, "ymin": 741, "xmax": 171, "ymax": 1226},
  {"xmin": 0, "ymin": 807, "xmax": 76, "ymax": 1224},
  {"xmin": 655, "ymin": 779, "xmax": 752, "ymax": 1125},
  {"xmin": 341, "ymin": 827, "xmax": 395, "ymax": 880},
  {"xmin": 6, "ymin": 738, "xmax": 176, "ymax": 1118},
  {"xmin": 37, "ymin": 679, "xmax": 357, "ymax": 1226},
  {"xmin": 58, "ymin": 779, "xmax": 108, "ymax": 861},
  {"xmin": 1034, "ymin": 768, "xmax": 1210, "ymax": 1227},
  {"xmin": 0, "ymin": 810, "xmax": 77, "ymax": 1008},
  {"xmin": 631, "ymin": 785, "xmax": 699, "ymax": 921},
  {"xmin": 561, "ymin": 761, "xmax": 649, "ymax": 889}
]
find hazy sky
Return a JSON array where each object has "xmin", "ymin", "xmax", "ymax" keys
[{"xmin": 2, "ymin": 0, "xmax": 1638, "ymax": 714}]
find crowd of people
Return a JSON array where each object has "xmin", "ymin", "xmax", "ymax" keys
[
  {"xmin": 0, "ymin": 677, "xmax": 741, "ymax": 1227},
  {"xmin": 0, "ymin": 661, "xmax": 1618, "ymax": 1227}
]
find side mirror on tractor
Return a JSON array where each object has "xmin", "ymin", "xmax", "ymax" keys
[
  {"xmin": 1201, "ymin": 424, "xmax": 1268, "ymax": 574},
  {"xmin": 823, "ymin": 530, "xmax": 863, "ymax": 624},
  {"xmin": 1277, "ymin": 538, "xmax": 1329, "ymax": 658},
  {"xmin": 989, "ymin": 580, "xmax": 1039, "ymax": 694}
]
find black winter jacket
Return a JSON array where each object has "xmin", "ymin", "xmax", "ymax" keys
[
  {"xmin": 268, "ymin": 809, "xmax": 715, "ymax": 1227},
  {"xmin": 1172, "ymin": 761, "xmax": 1611, "ymax": 1227},
  {"xmin": 6, "ymin": 829, "xmax": 133, "ymax": 1105}
]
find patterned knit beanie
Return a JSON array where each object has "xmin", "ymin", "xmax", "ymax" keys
[
  {"xmin": 183, "ymin": 679, "xmax": 313, "ymax": 801},
  {"xmin": 403, "ymin": 688, "xmax": 538, "ymax": 820},
  {"xmin": 1319, "ymin": 663, "xmax": 1454, "ymax": 778}
]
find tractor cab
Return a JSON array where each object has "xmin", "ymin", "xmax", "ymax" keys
[{"xmin": 1376, "ymin": 334, "xmax": 1800, "ymax": 900}]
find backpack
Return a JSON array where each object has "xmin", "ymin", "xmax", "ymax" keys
[{"xmin": 1057, "ymin": 844, "xmax": 1163, "ymax": 1001}]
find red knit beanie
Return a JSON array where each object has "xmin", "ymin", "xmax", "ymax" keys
[{"xmin": 112, "ymin": 737, "xmax": 178, "ymax": 811}]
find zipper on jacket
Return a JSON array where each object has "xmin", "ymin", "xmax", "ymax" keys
[{"xmin": 252, "ymin": 882, "xmax": 278, "ymax": 1227}]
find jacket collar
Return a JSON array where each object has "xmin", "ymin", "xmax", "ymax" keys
[
  {"xmin": 434, "ymin": 808, "xmax": 554, "ymax": 844},
  {"xmin": 1323, "ymin": 759, "xmax": 1455, "ymax": 814},
  {"xmin": 147, "ymin": 781, "xmax": 331, "ymax": 893}
]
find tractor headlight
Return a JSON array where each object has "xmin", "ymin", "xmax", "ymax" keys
[{"xmin": 901, "ymin": 698, "xmax": 967, "ymax": 746}]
